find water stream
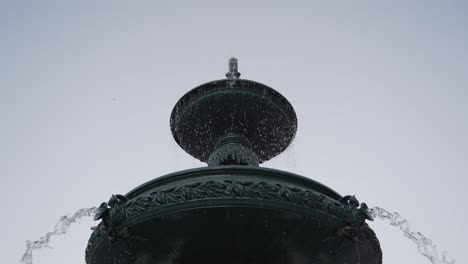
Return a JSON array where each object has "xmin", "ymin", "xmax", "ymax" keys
[
  {"xmin": 370, "ymin": 206, "xmax": 455, "ymax": 264},
  {"xmin": 20, "ymin": 207, "xmax": 97, "ymax": 264}
]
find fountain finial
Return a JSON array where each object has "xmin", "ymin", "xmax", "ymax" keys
[{"xmin": 225, "ymin": 57, "xmax": 241, "ymax": 79}]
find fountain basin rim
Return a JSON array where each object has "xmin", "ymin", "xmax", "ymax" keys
[
  {"xmin": 125, "ymin": 199, "xmax": 344, "ymax": 226},
  {"xmin": 125, "ymin": 166, "xmax": 341, "ymax": 200},
  {"xmin": 87, "ymin": 167, "xmax": 380, "ymax": 264},
  {"xmin": 170, "ymin": 78, "xmax": 296, "ymax": 125}
]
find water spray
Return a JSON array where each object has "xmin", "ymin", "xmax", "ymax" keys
[
  {"xmin": 370, "ymin": 206, "xmax": 455, "ymax": 264},
  {"xmin": 21, "ymin": 207, "xmax": 97, "ymax": 264}
]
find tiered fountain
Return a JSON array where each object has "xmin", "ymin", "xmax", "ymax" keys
[{"xmin": 85, "ymin": 58, "xmax": 382, "ymax": 264}]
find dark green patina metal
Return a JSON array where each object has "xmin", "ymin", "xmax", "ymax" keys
[{"xmin": 86, "ymin": 58, "xmax": 382, "ymax": 264}]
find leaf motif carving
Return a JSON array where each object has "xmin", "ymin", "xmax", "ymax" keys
[{"xmin": 86, "ymin": 179, "xmax": 372, "ymax": 263}]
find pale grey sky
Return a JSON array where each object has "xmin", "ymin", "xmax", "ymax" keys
[{"xmin": 1, "ymin": 1, "xmax": 467, "ymax": 263}]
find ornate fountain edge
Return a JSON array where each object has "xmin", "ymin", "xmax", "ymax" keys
[{"xmin": 85, "ymin": 178, "xmax": 380, "ymax": 263}]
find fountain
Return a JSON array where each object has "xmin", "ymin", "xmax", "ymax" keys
[
  {"xmin": 83, "ymin": 57, "xmax": 382, "ymax": 264},
  {"xmin": 19, "ymin": 58, "xmax": 457, "ymax": 264}
]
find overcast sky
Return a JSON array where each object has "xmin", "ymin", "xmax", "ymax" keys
[{"xmin": 1, "ymin": 1, "xmax": 467, "ymax": 263}]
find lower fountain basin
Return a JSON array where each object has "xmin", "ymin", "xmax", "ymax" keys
[{"xmin": 86, "ymin": 166, "xmax": 382, "ymax": 264}]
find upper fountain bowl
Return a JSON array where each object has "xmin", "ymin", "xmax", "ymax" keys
[{"xmin": 170, "ymin": 78, "xmax": 297, "ymax": 164}]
